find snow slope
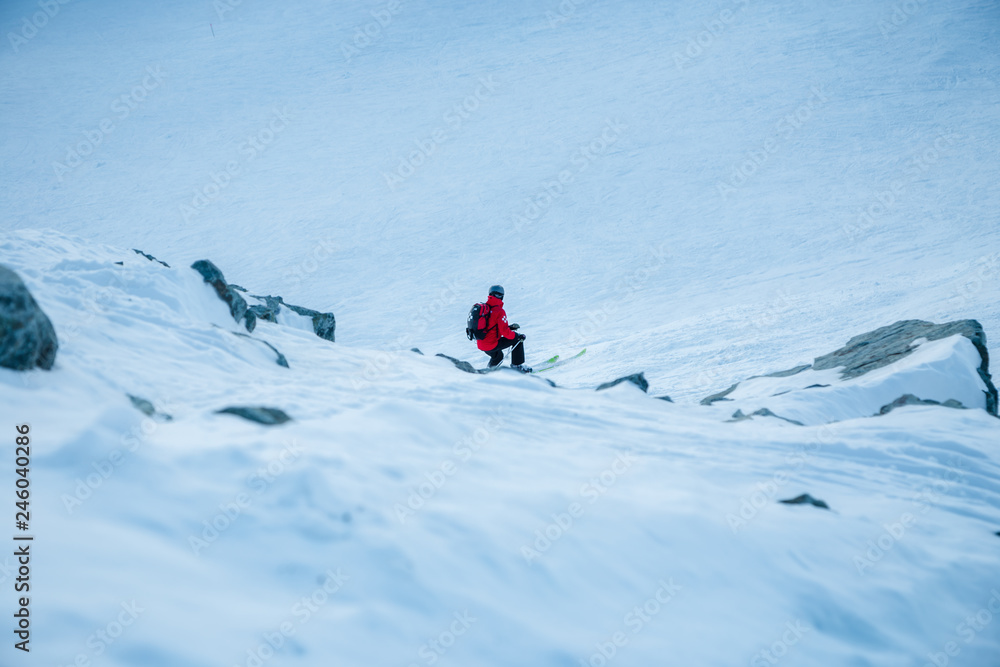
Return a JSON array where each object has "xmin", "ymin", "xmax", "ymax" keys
[
  {"xmin": 2, "ymin": 0, "xmax": 1000, "ymax": 664},
  {"xmin": 3, "ymin": 229, "xmax": 1000, "ymax": 667}
]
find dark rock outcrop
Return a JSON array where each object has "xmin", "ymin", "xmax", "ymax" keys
[
  {"xmin": 278, "ymin": 297, "xmax": 336, "ymax": 342},
  {"xmin": 191, "ymin": 260, "xmax": 252, "ymax": 331},
  {"xmin": 765, "ymin": 364, "xmax": 812, "ymax": 379},
  {"xmin": 779, "ymin": 494, "xmax": 830, "ymax": 510},
  {"xmin": 701, "ymin": 365, "xmax": 811, "ymax": 406},
  {"xmin": 877, "ymin": 394, "xmax": 965, "ymax": 415},
  {"xmin": 434, "ymin": 353, "xmax": 556, "ymax": 386},
  {"xmin": 728, "ymin": 408, "xmax": 803, "ymax": 426},
  {"xmin": 190, "ymin": 261, "xmax": 335, "ymax": 342},
  {"xmin": 814, "ymin": 319, "xmax": 996, "ymax": 414},
  {"xmin": 700, "ymin": 319, "xmax": 998, "ymax": 416},
  {"xmin": 127, "ymin": 394, "xmax": 173, "ymax": 421},
  {"xmin": 597, "ymin": 373, "xmax": 648, "ymax": 393},
  {"xmin": 128, "ymin": 394, "xmax": 155, "ymax": 416},
  {"xmin": 232, "ymin": 332, "xmax": 289, "ymax": 368},
  {"xmin": 215, "ymin": 406, "xmax": 291, "ymax": 425},
  {"xmin": 248, "ymin": 295, "xmax": 282, "ymax": 323},
  {"xmin": 132, "ymin": 249, "xmax": 170, "ymax": 267},
  {"xmin": 701, "ymin": 382, "xmax": 738, "ymax": 405},
  {"xmin": 411, "ymin": 348, "xmax": 424, "ymax": 355},
  {"xmin": 656, "ymin": 395, "xmax": 673, "ymax": 402},
  {"xmin": 0, "ymin": 265, "xmax": 58, "ymax": 371},
  {"xmin": 436, "ymin": 353, "xmax": 482, "ymax": 374}
]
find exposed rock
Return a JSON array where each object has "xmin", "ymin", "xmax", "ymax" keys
[
  {"xmin": 190, "ymin": 260, "xmax": 251, "ymax": 331},
  {"xmin": 596, "ymin": 373, "xmax": 648, "ymax": 393},
  {"xmin": 878, "ymin": 394, "xmax": 965, "ymax": 415},
  {"xmin": 434, "ymin": 354, "xmax": 555, "ymax": 386},
  {"xmin": 701, "ymin": 366, "xmax": 810, "ymax": 406},
  {"xmin": 215, "ymin": 406, "xmax": 291, "ymax": 425},
  {"xmin": 700, "ymin": 319, "xmax": 998, "ymax": 416},
  {"xmin": 814, "ymin": 319, "xmax": 996, "ymax": 415},
  {"xmin": 127, "ymin": 394, "xmax": 173, "ymax": 421},
  {"xmin": 436, "ymin": 353, "xmax": 483, "ymax": 374},
  {"xmin": 132, "ymin": 249, "xmax": 170, "ymax": 267},
  {"xmin": 128, "ymin": 394, "xmax": 155, "ymax": 416},
  {"xmin": 247, "ymin": 295, "xmax": 282, "ymax": 323},
  {"xmin": 279, "ymin": 297, "xmax": 336, "ymax": 342},
  {"xmin": 189, "ymin": 262, "xmax": 334, "ymax": 342},
  {"xmin": 728, "ymin": 408, "xmax": 803, "ymax": 426},
  {"xmin": 411, "ymin": 348, "xmax": 424, "ymax": 355},
  {"xmin": 765, "ymin": 364, "xmax": 812, "ymax": 379},
  {"xmin": 0, "ymin": 265, "xmax": 58, "ymax": 371},
  {"xmin": 656, "ymin": 395, "xmax": 673, "ymax": 402},
  {"xmin": 701, "ymin": 382, "xmax": 738, "ymax": 405},
  {"xmin": 779, "ymin": 493, "xmax": 830, "ymax": 510},
  {"xmin": 232, "ymin": 331, "xmax": 289, "ymax": 368}
]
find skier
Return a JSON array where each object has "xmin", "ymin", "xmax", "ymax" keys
[{"xmin": 477, "ymin": 285, "xmax": 531, "ymax": 372}]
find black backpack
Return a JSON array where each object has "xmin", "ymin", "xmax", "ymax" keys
[{"xmin": 466, "ymin": 303, "xmax": 493, "ymax": 341}]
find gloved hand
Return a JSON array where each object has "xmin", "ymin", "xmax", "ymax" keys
[
  {"xmin": 515, "ymin": 332, "xmax": 526, "ymax": 342},
  {"xmin": 510, "ymin": 323, "xmax": 520, "ymax": 331}
]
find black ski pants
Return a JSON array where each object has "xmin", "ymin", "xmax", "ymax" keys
[{"xmin": 486, "ymin": 336, "xmax": 525, "ymax": 367}]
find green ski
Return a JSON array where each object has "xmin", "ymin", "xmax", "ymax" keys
[{"xmin": 535, "ymin": 348, "xmax": 586, "ymax": 373}]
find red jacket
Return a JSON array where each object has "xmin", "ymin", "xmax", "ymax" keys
[{"xmin": 476, "ymin": 294, "xmax": 515, "ymax": 351}]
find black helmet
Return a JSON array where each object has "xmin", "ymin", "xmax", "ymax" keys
[{"xmin": 489, "ymin": 284, "xmax": 504, "ymax": 299}]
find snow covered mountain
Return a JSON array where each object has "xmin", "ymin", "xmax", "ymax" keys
[{"xmin": 2, "ymin": 0, "xmax": 999, "ymax": 665}]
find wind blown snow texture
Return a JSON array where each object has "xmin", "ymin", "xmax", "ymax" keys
[{"xmin": 2, "ymin": 0, "xmax": 1000, "ymax": 665}]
